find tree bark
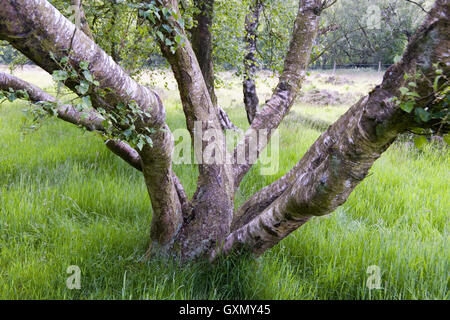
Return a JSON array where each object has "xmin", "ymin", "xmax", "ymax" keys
[
  {"xmin": 191, "ymin": 0, "xmax": 217, "ymax": 108},
  {"xmin": 243, "ymin": 0, "xmax": 263, "ymax": 124}
]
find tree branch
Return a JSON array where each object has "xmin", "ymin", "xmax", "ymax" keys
[
  {"xmin": 404, "ymin": 0, "xmax": 429, "ymax": 13},
  {"xmin": 232, "ymin": 0, "xmax": 323, "ymax": 189},
  {"xmin": 70, "ymin": 0, "xmax": 94, "ymax": 39},
  {"xmin": 243, "ymin": 0, "xmax": 263, "ymax": 124},
  {"xmin": 216, "ymin": 0, "xmax": 449, "ymax": 259},
  {"xmin": 0, "ymin": 0, "xmax": 165, "ymax": 130},
  {"xmin": 0, "ymin": 71, "xmax": 146, "ymax": 171},
  {"xmin": 0, "ymin": 71, "xmax": 103, "ymax": 130},
  {"xmin": 190, "ymin": 0, "xmax": 238, "ymax": 130}
]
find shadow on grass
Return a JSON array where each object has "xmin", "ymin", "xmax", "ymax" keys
[{"xmin": 186, "ymin": 252, "xmax": 262, "ymax": 300}]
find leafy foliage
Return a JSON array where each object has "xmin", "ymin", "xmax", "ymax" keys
[{"xmin": 393, "ymin": 63, "xmax": 450, "ymax": 149}]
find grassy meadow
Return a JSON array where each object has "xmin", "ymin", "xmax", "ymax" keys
[{"xmin": 0, "ymin": 66, "xmax": 448, "ymax": 299}]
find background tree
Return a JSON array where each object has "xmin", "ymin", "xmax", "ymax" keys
[
  {"xmin": 189, "ymin": 0, "xmax": 238, "ymax": 129},
  {"xmin": 313, "ymin": 0, "xmax": 433, "ymax": 67},
  {"xmin": 242, "ymin": 0, "xmax": 263, "ymax": 124}
]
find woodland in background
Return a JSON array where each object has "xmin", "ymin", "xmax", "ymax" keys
[{"xmin": 0, "ymin": 0, "xmax": 433, "ymax": 71}]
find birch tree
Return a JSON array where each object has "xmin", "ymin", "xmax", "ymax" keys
[{"xmin": 0, "ymin": 0, "xmax": 448, "ymax": 262}]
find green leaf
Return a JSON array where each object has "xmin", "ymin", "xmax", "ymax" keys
[
  {"xmin": 443, "ymin": 134, "xmax": 450, "ymax": 146},
  {"xmin": 122, "ymin": 128, "xmax": 133, "ymax": 139},
  {"xmin": 136, "ymin": 139, "xmax": 144, "ymax": 151},
  {"xmin": 414, "ymin": 136, "xmax": 427, "ymax": 150},
  {"xmin": 7, "ymin": 92, "xmax": 16, "ymax": 102},
  {"xmin": 399, "ymin": 87, "xmax": 409, "ymax": 95},
  {"xmin": 147, "ymin": 14, "xmax": 156, "ymax": 24},
  {"xmin": 162, "ymin": 24, "xmax": 172, "ymax": 33},
  {"xmin": 76, "ymin": 80, "xmax": 90, "ymax": 95},
  {"xmin": 171, "ymin": 11, "xmax": 180, "ymax": 20},
  {"xmin": 144, "ymin": 135, "xmax": 153, "ymax": 147},
  {"xmin": 177, "ymin": 18, "xmax": 185, "ymax": 29},
  {"xmin": 49, "ymin": 52, "xmax": 57, "ymax": 62},
  {"xmin": 161, "ymin": 7, "xmax": 169, "ymax": 18},
  {"xmin": 156, "ymin": 31, "xmax": 165, "ymax": 42},
  {"xmin": 433, "ymin": 75, "xmax": 442, "ymax": 91},
  {"xmin": 81, "ymin": 96, "xmax": 92, "ymax": 109},
  {"xmin": 52, "ymin": 70, "xmax": 69, "ymax": 82},
  {"xmin": 139, "ymin": 9, "xmax": 149, "ymax": 18},
  {"xmin": 101, "ymin": 119, "xmax": 111, "ymax": 129},
  {"xmin": 406, "ymin": 91, "xmax": 420, "ymax": 98},
  {"xmin": 70, "ymin": 70, "xmax": 78, "ymax": 79},
  {"xmin": 165, "ymin": 38, "xmax": 173, "ymax": 46},
  {"xmin": 400, "ymin": 101, "xmax": 414, "ymax": 113},
  {"xmin": 174, "ymin": 34, "xmax": 183, "ymax": 45},
  {"xmin": 415, "ymin": 107, "xmax": 431, "ymax": 122},
  {"xmin": 83, "ymin": 70, "xmax": 94, "ymax": 83},
  {"xmin": 80, "ymin": 61, "xmax": 89, "ymax": 70}
]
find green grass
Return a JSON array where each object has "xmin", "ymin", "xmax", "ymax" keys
[{"xmin": 0, "ymin": 69, "xmax": 448, "ymax": 299}]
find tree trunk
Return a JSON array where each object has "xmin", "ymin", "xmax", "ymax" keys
[
  {"xmin": 243, "ymin": 0, "xmax": 263, "ymax": 124},
  {"xmin": 152, "ymin": 0, "xmax": 236, "ymax": 260}
]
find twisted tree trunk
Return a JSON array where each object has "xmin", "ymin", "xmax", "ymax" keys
[{"xmin": 154, "ymin": 0, "xmax": 235, "ymax": 260}]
